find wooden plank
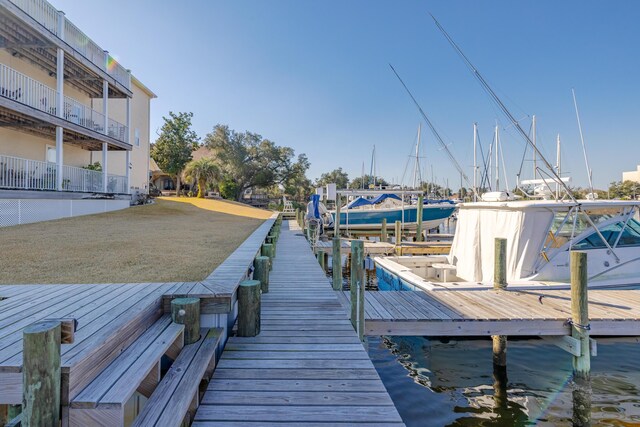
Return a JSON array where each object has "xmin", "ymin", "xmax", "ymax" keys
[
  {"xmin": 207, "ymin": 379, "xmax": 387, "ymax": 392},
  {"xmin": 212, "ymin": 368, "xmax": 381, "ymax": 380},
  {"xmin": 194, "ymin": 405, "xmax": 403, "ymax": 423},
  {"xmin": 202, "ymin": 390, "xmax": 394, "ymax": 406}
]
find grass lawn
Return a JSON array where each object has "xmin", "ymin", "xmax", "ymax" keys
[{"xmin": 0, "ymin": 197, "xmax": 271, "ymax": 284}]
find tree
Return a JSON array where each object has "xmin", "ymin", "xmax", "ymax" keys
[
  {"xmin": 283, "ymin": 154, "xmax": 313, "ymax": 203},
  {"xmin": 316, "ymin": 168, "xmax": 349, "ymax": 189},
  {"xmin": 609, "ymin": 180, "xmax": 640, "ymax": 200},
  {"xmin": 204, "ymin": 124, "xmax": 300, "ymax": 201},
  {"xmin": 350, "ymin": 174, "xmax": 389, "ymax": 189},
  {"xmin": 183, "ymin": 157, "xmax": 220, "ymax": 198},
  {"xmin": 151, "ymin": 112, "xmax": 199, "ymax": 195}
]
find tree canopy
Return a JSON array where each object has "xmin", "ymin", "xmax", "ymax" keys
[
  {"xmin": 151, "ymin": 112, "xmax": 199, "ymax": 193},
  {"xmin": 316, "ymin": 168, "xmax": 349, "ymax": 189},
  {"xmin": 608, "ymin": 180, "xmax": 640, "ymax": 200},
  {"xmin": 350, "ymin": 175, "xmax": 389, "ymax": 189},
  {"xmin": 184, "ymin": 157, "xmax": 220, "ymax": 198},
  {"xmin": 204, "ymin": 124, "xmax": 307, "ymax": 201}
]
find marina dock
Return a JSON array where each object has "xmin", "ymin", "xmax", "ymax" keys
[
  {"xmin": 194, "ymin": 221, "xmax": 404, "ymax": 425},
  {"xmin": 343, "ymin": 288, "xmax": 640, "ymax": 337}
]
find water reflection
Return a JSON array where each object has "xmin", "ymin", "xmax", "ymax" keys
[{"xmin": 368, "ymin": 336, "xmax": 640, "ymax": 426}]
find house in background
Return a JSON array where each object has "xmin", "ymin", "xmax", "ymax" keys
[
  {"xmin": 0, "ymin": 0, "xmax": 155, "ymax": 226},
  {"xmin": 623, "ymin": 165, "xmax": 640, "ymax": 183}
]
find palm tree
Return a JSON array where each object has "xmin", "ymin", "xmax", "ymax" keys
[{"xmin": 183, "ymin": 157, "xmax": 220, "ymax": 198}]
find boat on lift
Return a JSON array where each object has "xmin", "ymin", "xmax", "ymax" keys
[{"xmin": 331, "ymin": 189, "xmax": 456, "ymax": 231}]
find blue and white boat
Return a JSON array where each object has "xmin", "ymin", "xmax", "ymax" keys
[{"xmin": 331, "ymin": 191, "xmax": 457, "ymax": 231}]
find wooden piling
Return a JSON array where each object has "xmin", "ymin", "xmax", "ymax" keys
[
  {"xmin": 494, "ymin": 238, "xmax": 507, "ymax": 289},
  {"xmin": 350, "ymin": 240, "xmax": 364, "ymax": 341},
  {"xmin": 491, "ymin": 238, "xmax": 508, "ymax": 378},
  {"xmin": 332, "ymin": 237, "xmax": 342, "ymax": 290},
  {"xmin": 262, "ymin": 243, "xmax": 274, "ymax": 271},
  {"xmin": 22, "ymin": 320, "xmax": 61, "ymax": 427},
  {"xmin": 416, "ymin": 194, "xmax": 424, "ymax": 242},
  {"xmin": 295, "ymin": 208, "xmax": 300, "ymax": 226},
  {"xmin": 238, "ymin": 279, "xmax": 261, "ymax": 337},
  {"xmin": 317, "ymin": 251, "xmax": 325, "ymax": 271},
  {"xmin": 171, "ymin": 297, "xmax": 200, "ymax": 344},
  {"xmin": 394, "ymin": 220, "xmax": 402, "ymax": 255},
  {"xmin": 335, "ymin": 197, "xmax": 341, "ymax": 237},
  {"xmin": 571, "ymin": 251, "xmax": 590, "ymax": 379},
  {"xmin": 381, "ymin": 218, "xmax": 387, "ymax": 242},
  {"xmin": 492, "ymin": 335, "xmax": 507, "ymax": 367},
  {"xmin": 254, "ymin": 256, "xmax": 270, "ymax": 293}
]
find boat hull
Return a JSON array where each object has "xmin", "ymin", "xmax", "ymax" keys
[{"xmin": 334, "ymin": 205, "xmax": 456, "ymax": 229}]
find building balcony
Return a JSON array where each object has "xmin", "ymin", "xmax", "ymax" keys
[
  {"xmin": 0, "ymin": 0, "xmax": 131, "ymax": 98},
  {"xmin": 0, "ymin": 154, "xmax": 127, "ymax": 193},
  {"xmin": 0, "ymin": 62, "xmax": 128, "ymax": 147}
]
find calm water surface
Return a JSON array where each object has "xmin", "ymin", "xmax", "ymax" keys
[{"xmin": 367, "ymin": 335, "xmax": 640, "ymax": 426}]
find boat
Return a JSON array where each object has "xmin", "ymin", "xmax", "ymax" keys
[
  {"xmin": 330, "ymin": 190, "xmax": 457, "ymax": 232},
  {"xmin": 376, "ymin": 197, "xmax": 640, "ymax": 290}
]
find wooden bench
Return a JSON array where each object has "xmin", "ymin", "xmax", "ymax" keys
[
  {"xmin": 69, "ymin": 315, "xmax": 184, "ymax": 427},
  {"xmin": 132, "ymin": 327, "xmax": 223, "ymax": 427}
]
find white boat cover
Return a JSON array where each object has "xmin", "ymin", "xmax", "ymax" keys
[{"xmin": 447, "ymin": 204, "xmax": 554, "ymax": 282}]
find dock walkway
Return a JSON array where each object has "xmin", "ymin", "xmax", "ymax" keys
[{"xmin": 194, "ymin": 222, "xmax": 404, "ymax": 426}]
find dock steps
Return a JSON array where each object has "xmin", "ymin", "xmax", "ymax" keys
[
  {"xmin": 133, "ymin": 327, "xmax": 223, "ymax": 427},
  {"xmin": 69, "ymin": 314, "xmax": 184, "ymax": 426}
]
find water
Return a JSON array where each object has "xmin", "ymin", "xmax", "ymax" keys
[
  {"xmin": 325, "ymin": 249, "xmax": 640, "ymax": 426},
  {"xmin": 367, "ymin": 335, "xmax": 640, "ymax": 426}
]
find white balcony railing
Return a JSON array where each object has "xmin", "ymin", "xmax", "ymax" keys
[
  {"xmin": 0, "ymin": 154, "xmax": 128, "ymax": 193},
  {"xmin": 0, "ymin": 63, "xmax": 128, "ymax": 143},
  {"xmin": 8, "ymin": 0, "xmax": 131, "ymax": 91}
]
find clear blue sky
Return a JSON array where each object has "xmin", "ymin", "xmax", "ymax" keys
[{"xmin": 55, "ymin": 0, "xmax": 639, "ymax": 189}]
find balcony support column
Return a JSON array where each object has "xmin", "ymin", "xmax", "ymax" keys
[
  {"xmin": 55, "ymin": 11, "xmax": 65, "ymax": 191},
  {"xmin": 126, "ymin": 150, "xmax": 131, "ymax": 194},
  {"xmin": 102, "ymin": 77, "xmax": 109, "ymax": 192}
]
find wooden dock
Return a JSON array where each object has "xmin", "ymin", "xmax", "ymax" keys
[
  {"xmin": 314, "ymin": 238, "xmax": 451, "ymax": 256},
  {"xmin": 194, "ymin": 222, "xmax": 405, "ymax": 426},
  {"xmin": 345, "ymin": 289, "xmax": 640, "ymax": 337}
]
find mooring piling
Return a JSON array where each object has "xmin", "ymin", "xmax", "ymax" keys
[
  {"xmin": 254, "ymin": 255, "xmax": 270, "ymax": 293},
  {"xmin": 171, "ymin": 297, "xmax": 201, "ymax": 344},
  {"xmin": 571, "ymin": 251, "xmax": 591, "ymax": 427},
  {"xmin": 332, "ymin": 237, "xmax": 342, "ymax": 290},
  {"xmin": 381, "ymin": 218, "xmax": 388, "ymax": 242},
  {"xmin": 237, "ymin": 280, "xmax": 261, "ymax": 337},
  {"xmin": 350, "ymin": 240, "xmax": 365, "ymax": 341},
  {"xmin": 22, "ymin": 320, "xmax": 61, "ymax": 427},
  {"xmin": 416, "ymin": 193, "xmax": 424, "ymax": 242}
]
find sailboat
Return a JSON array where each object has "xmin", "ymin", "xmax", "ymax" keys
[{"xmin": 330, "ymin": 133, "xmax": 457, "ymax": 232}]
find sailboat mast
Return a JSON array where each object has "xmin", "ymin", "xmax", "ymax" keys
[
  {"xmin": 413, "ymin": 123, "xmax": 421, "ymax": 189},
  {"xmin": 495, "ymin": 124, "xmax": 500, "ymax": 191},
  {"xmin": 473, "ymin": 122, "xmax": 478, "ymax": 201},
  {"xmin": 532, "ymin": 115, "xmax": 537, "ymax": 179},
  {"xmin": 556, "ymin": 134, "xmax": 561, "ymax": 199},
  {"xmin": 361, "ymin": 161, "xmax": 365, "ymax": 190}
]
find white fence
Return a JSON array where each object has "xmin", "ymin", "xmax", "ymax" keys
[
  {"xmin": 0, "ymin": 63, "xmax": 128, "ymax": 143},
  {"xmin": 0, "ymin": 154, "xmax": 128, "ymax": 194},
  {"xmin": 8, "ymin": 0, "xmax": 131, "ymax": 91}
]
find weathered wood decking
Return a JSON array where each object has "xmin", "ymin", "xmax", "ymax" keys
[
  {"xmin": 347, "ymin": 288, "xmax": 640, "ymax": 337},
  {"xmin": 195, "ymin": 221, "xmax": 404, "ymax": 426}
]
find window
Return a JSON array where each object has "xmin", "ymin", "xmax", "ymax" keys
[
  {"xmin": 135, "ymin": 128, "xmax": 140, "ymax": 147},
  {"xmin": 573, "ymin": 218, "xmax": 640, "ymax": 249},
  {"xmin": 46, "ymin": 145, "xmax": 56, "ymax": 163}
]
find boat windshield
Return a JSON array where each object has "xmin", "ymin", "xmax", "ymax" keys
[
  {"xmin": 573, "ymin": 218, "xmax": 640, "ymax": 249},
  {"xmin": 544, "ymin": 206, "xmax": 635, "ymax": 251}
]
